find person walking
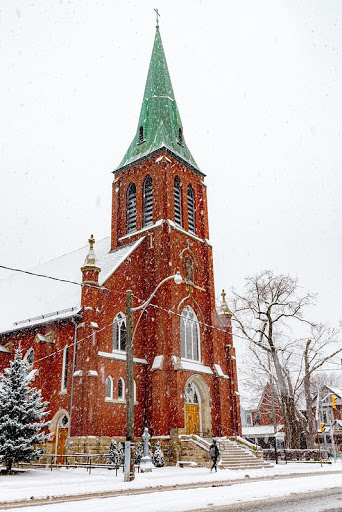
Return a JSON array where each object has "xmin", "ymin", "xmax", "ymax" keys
[{"xmin": 209, "ymin": 439, "xmax": 219, "ymax": 472}]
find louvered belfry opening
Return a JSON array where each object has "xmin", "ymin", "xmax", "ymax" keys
[
  {"xmin": 174, "ymin": 176, "xmax": 182, "ymax": 227},
  {"xmin": 139, "ymin": 125, "xmax": 144, "ymax": 144},
  {"xmin": 127, "ymin": 182, "xmax": 137, "ymax": 233},
  {"xmin": 143, "ymin": 175, "xmax": 153, "ymax": 226},
  {"xmin": 178, "ymin": 127, "xmax": 183, "ymax": 145},
  {"xmin": 187, "ymin": 184, "xmax": 195, "ymax": 233}
]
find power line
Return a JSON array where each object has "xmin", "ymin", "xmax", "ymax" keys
[
  {"xmin": 0, "ymin": 264, "xmax": 127, "ymax": 297},
  {"xmin": 2, "ymin": 263, "xmax": 340, "ymax": 369}
]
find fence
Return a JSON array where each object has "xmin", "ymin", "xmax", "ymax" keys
[{"xmin": 17, "ymin": 453, "xmax": 141, "ymax": 475}]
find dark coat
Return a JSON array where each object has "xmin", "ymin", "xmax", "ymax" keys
[{"xmin": 209, "ymin": 442, "xmax": 219, "ymax": 460}]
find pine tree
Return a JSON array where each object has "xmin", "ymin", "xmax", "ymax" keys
[
  {"xmin": 107, "ymin": 439, "xmax": 123, "ymax": 467},
  {"xmin": 107, "ymin": 439, "xmax": 117, "ymax": 466},
  {"xmin": 117, "ymin": 441, "xmax": 125, "ymax": 466},
  {"xmin": 134, "ymin": 440, "xmax": 143, "ymax": 465},
  {"xmin": 0, "ymin": 348, "xmax": 50, "ymax": 472},
  {"xmin": 152, "ymin": 441, "xmax": 164, "ymax": 467}
]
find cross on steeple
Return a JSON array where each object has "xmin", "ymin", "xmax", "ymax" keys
[
  {"xmin": 221, "ymin": 289, "xmax": 227, "ymax": 303},
  {"xmin": 154, "ymin": 8, "xmax": 160, "ymax": 27},
  {"xmin": 88, "ymin": 234, "xmax": 95, "ymax": 250}
]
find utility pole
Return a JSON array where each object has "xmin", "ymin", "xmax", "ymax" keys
[
  {"xmin": 122, "ymin": 273, "xmax": 182, "ymax": 482},
  {"xmin": 124, "ymin": 289, "xmax": 135, "ymax": 482},
  {"xmin": 320, "ymin": 396, "xmax": 328, "ymax": 454}
]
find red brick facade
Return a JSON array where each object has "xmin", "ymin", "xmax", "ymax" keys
[{"xmin": 0, "ymin": 27, "xmax": 241, "ymax": 458}]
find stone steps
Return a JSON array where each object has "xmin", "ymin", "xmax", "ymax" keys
[{"xmin": 218, "ymin": 439, "xmax": 271, "ymax": 470}]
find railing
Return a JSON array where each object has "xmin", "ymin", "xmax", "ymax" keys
[
  {"xmin": 217, "ymin": 425, "xmax": 263, "ymax": 455},
  {"xmin": 192, "ymin": 428, "xmax": 226, "ymax": 452},
  {"xmin": 18, "ymin": 453, "xmax": 141, "ymax": 475}
]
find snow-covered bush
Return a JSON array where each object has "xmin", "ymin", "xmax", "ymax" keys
[
  {"xmin": 117, "ymin": 442, "xmax": 125, "ymax": 465},
  {"xmin": 107, "ymin": 439, "xmax": 119, "ymax": 467},
  {"xmin": 134, "ymin": 441, "xmax": 143, "ymax": 465},
  {"xmin": 0, "ymin": 348, "xmax": 50, "ymax": 472},
  {"xmin": 152, "ymin": 441, "xmax": 164, "ymax": 467},
  {"xmin": 107, "ymin": 440, "xmax": 125, "ymax": 467}
]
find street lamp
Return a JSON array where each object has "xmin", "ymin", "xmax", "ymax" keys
[{"xmin": 124, "ymin": 272, "xmax": 182, "ymax": 482}]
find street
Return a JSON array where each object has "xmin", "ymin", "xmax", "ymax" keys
[{"xmin": 194, "ymin": 487, "xmax": 342, "ymax": 511}]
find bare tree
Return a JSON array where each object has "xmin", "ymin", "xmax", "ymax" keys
[
  {"xmin": 297, "ymin": 324, "xmax": 341, "ymax": 448},
  {"xmin": 310, "ymin": 370, "xmax": 342, "ymax": 395},
  {"xmin": 230, "ymin": 270, "xmax": 316, "ymax": 448}
]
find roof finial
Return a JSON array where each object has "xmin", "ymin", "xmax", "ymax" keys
[
  {"xmin": 220, "ymin": 289, "xmax": 232, "ymax": 317},
  {"xmin": 154, "ymin": 8, "xmax": 160, "ymax": 28},
  {"xmin": 88, "ymin": 234, "xmax": 95, "ymax": 250},
  {"xmin": 221, "ymin": 289, "xmax": 227, "ymax": 303}
]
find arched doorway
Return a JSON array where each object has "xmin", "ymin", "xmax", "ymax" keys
[
  {"xmin": 51, "ymin": 411, "xmax": 69, "ymax": 464},
  {"xmin": 184, "ymin": 376, "xmax": 212, "ymax": 436}
]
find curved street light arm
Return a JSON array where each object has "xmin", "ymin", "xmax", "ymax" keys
[{"xmin": 131, "ymin": 272, "xmax": 182, "ymax": 343}]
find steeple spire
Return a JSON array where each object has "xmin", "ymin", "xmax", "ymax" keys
[{"xmin": 117, "ymin": 25, "xmax": 198, "ymax": 172}]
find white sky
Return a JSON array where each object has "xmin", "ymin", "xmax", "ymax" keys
[{"xmin": 1, "ymin": 0, "xmax": 341, "ymax": 336}]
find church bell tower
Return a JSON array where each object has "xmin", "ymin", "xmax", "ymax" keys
[{"xmin": 109, "ymin": 22, "xmax": 239, "ymax": 437}]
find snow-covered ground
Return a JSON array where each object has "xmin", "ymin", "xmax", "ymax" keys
[{"xmin": 1, "ymin": 462, "xmax": 342, "ymax": 511}]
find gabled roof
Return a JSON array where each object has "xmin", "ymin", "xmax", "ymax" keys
[
  {"xmin": 323, "ymin": 385, "xmax": 342, "ymax": 398},
  {"xmin": 116, "ymin": 26, "xmax": 199, "ymax": 172},
  {"xmin": 0, "ymin": 237, "xmax": 144, "ymax": 335}
]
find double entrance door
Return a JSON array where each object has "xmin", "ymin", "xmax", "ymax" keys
[{"xmin": 185, "ymin": 403, "xmax": 200, "ymax": 435}]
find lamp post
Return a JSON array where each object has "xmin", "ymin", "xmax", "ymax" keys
[{"xmin": 124, "ymin": 272, "xmax": 182, "ymax": 482}]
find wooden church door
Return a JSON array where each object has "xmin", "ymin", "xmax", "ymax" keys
[
  {"xmin": 184, "ymin": 382, "xmax": 201, "ymax": 435},
  {"xmin": 185, "ymin": 403, "xmax": 200, "ymax": 435},
  {"xmin": 56, "ymin": 414, "xmax": 69, "ymax": 464}
]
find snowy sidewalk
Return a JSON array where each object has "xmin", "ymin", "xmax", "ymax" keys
[
  {"xmin": 1, "ymin": 462, "xmax": 341, "ymax": 506},
  {"xmin": 1, "ymin": 464, "xmax": 342, "ymax": 512}
]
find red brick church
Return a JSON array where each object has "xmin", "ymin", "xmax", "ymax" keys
[{"xmin": 0, "ymin": 24, "xmax": 240, "ymax": 459}]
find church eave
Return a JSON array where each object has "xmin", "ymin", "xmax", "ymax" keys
[{"xmin": 114, "ymin": 146, "xmax": 206, "ymax": 178}]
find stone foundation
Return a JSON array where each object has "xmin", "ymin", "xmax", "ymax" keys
[
  {"xmin": 39, "ymin": 435, "xmax": 181, "ymax": 466},
  {"xmin": 179, "ymin": 439, "xmax": 211, "ymax": 468}
]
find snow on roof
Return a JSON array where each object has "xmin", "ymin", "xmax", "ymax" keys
[
  {"xmin": 242, "ymin": 425, "xmax": 284, "ymax": 437},
  {"xmin": 323, "ymin": 385, "xmax": 342, "ymax": 398},
  {"xmin": 0, "ymin": 237, "xmax": 144, "ymax": 335}
]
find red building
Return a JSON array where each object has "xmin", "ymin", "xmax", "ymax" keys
[{"xmin": 0, "ymin": 25, "xmax": 240, "ymax": 460}]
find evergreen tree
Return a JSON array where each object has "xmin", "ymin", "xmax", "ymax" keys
[
  {"xmin": 0, "ymin": 348, "xmax": 50, "ymax": 472},
  {"xmin": 152, "ymin": 441, "xmax": 164, "ymax": 467},
  {"xmin": 134, "ymin": 440, "xmax": 143, "ymax": 465},
  {"xmin": 107, "ymin": 439, "xmax": 118, "ymax": 467},
  {"xmin": 117, "ymin": 441, "xmax": 125, "ymax": 466}
]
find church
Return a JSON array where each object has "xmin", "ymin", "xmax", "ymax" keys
[{"xmin": 0, "ymin": 23, "xmax": 240, "ymax": 463}]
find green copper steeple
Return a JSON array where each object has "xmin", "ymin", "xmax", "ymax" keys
[{"xmin": 117, "ymin": 26, "xmax": 198, "ymax": 171}]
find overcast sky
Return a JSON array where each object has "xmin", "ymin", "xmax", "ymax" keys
[{"xmin": 1, "ymin": 0, "xmax": 341, "ymax": 342}]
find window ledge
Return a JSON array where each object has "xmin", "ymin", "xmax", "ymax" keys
[
  {"xmin": 59, "ymin": 390, "xmax": 67, "ymax": 396},
  {"xmin": 98, "ymin": 351, "xmax": 148, "ymax": 365},
  {"xmin": 179, "ymin": 358, "xmax": 213, "ymax": 375},
  {"xmin": 105, "ymin": 399, "xmax": 138, "ymax": 405}
]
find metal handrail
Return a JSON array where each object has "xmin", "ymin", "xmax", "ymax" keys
[{"xmin": 193, "ymin": 428, "xmax": 225, "ymax": 452}]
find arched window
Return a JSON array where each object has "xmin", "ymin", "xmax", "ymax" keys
[
  {"xmin": 113, "ymin": 313, "xmax": 127, "ymax": 352},
  {"xmin": 105, "ymin": 376, "xmax": 113, "ymax": 400},
  {"xmin": 143, "ymin": 175, "xmax": 153, "ymax": 226},
  {"xmin": 127, "ymin": 182, "xmax": 136, "ymax": 233},
  {"xmin": 139, "ymin": 125, "xmax": 144, "ymax": 144},
  {"xmin": 24, "ymin": 347, "xmax": 34, "ymax": 367},
  {"xmin": 174, "ymin": 176, "xmax": 182, "ymax": 227},
  {"xmin": 187, "ymin": 185, "xmax": 195, "ymax": 234},
  {"xmin": 61, "ymin": 346, "xmax": 69, "ymax": 392},
  {"xmin": 180, "ymin": 305, "xmax": 200, "ymax": 361},
  {"xmin": 178, "ymin": 127, "xmax": 183, "ymax": 145},
  {"xmin": 184, "ymin": 382, "xmax": 199, "ymax": 404},
  {"xmin": 118, "ymin": 377, "xmax": 125, "ymax": 400}
]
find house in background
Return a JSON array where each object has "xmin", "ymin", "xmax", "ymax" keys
[{"xmin": 240, "ymin": 383, "xmax": 284, "ymax": 448}]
